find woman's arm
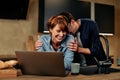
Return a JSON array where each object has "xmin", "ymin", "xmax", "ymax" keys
[{"xmin": 64, "ymin": 49, "xmax": 74, "ymax": 70}]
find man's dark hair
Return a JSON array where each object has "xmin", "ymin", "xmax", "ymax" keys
[{"xmin": 58, "ymin": 12, "xmax": 75, "ymax": 23}]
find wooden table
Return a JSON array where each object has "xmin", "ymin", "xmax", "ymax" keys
[{"xmin": 1, "ymin": 68, "xmax": 120, "ymax": 80}]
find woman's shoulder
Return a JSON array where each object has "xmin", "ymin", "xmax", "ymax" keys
[
  {"xmin": 40, "ymin": 34, "xmax": 50, "ymax": 40},
  {"xmin": 65, "ymin": 34, "xmax": 74, "ymax": 41},
  {"xmin": 66, "ymin": 34, "xmax": 74, "ymax": 38},
  {"xmin": 41, "ymin": 34, "xmax": 50, "ymax": 37}
]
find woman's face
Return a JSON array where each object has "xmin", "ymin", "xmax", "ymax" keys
[{"xmin": 50, "ymin": 24, "xmax": 67, "ymax": 44}]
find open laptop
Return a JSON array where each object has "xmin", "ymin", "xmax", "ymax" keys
[{"xmin": 15, "ymin": 51, "xmax": 69, "ymax": 77}]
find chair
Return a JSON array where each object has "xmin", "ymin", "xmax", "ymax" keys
[
  {"xmin": 25, "ymin": 35, "xmax": 36, "ymax": 51},
  {"xmin": 96, "ymin": 35, "xmax": 112, "ymax": 74},
  {"xmin": 80, "ymin": 34, "xmax": 112, "ymax": 75}
]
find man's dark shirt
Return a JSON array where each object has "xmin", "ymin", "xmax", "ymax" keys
[{"xmin": 73, "ymin": 19, "xmax": 106, "ymax": 65}]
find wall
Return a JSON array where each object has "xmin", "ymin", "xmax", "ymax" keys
[
  {"xmin": 0, "ymin": 0, "xmax": 120, "ymax": 66},
  {"xmin": 0, "ymin": 0, "xmax": 38, "ymax": 58}
]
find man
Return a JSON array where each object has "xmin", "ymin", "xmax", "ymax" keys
[{"xmin": 35, "ymin": 12, "xmax": 106, "ymax": 66}]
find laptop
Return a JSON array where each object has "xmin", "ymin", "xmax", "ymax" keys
[{"xmin": 15, "ymin": 51, "xmax": 69, "ymax": 77}]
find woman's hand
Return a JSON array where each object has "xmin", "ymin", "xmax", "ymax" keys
[{"xmin": 67, "ymin": 37, "xmax": 78, "ymax": 52}]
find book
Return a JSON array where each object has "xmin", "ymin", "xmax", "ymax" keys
[{"xmin": 0, "ymin": 68, "xmax": 17, "ymax": 78}]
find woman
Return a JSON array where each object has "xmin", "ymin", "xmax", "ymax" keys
[{"xmin": 37, "ymin": 15, "xmax": 74, "ymax": 70}]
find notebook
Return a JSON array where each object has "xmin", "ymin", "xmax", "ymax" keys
[{"xmin": 15, "ymin": 51, "xmax": 69, "ymax": 77}]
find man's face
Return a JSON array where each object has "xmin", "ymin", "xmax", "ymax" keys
[{"xmin": 68, "ymin": 20, "xmax": 79, "ymax": 35}]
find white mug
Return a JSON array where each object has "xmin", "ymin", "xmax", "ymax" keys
[
  {"xmin": 117, "ymin": 57, "xmax": 120, "ymax": 66},
  {"xmin": 71, "ymin": 63, "xmax": 80, "ymax": 75}
]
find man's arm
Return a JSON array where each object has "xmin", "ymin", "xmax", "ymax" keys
[
  {"xmin": 35, "ymin": 35, "xmax": 43, "ymax": 50},
  {"xmin": 67, "ymin": 37, "xmax": 91, "ymax": 55}
]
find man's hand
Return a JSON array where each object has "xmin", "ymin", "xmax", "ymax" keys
[
  {"xmin": 35, "ymin": 35, "xmax": 43, "ymax": 50},
  {"xmin": 67, "ymin": 37, "xmax": 78, "ymax": 52}
]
